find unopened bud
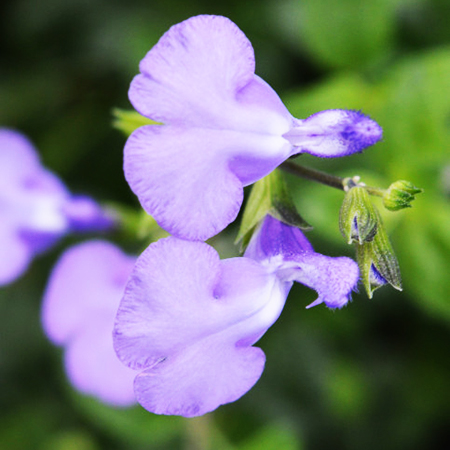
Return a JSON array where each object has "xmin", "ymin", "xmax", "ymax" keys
[
  {"xmin": 356, "ymin": 209, "xmax": 402, "ymax": 298},
  {"xmin": 383, "ymin": 180, "xmax": 423, "ymax": 211},
  {"xmin": 340, "ymin": 187, "xmax": 378, "ymax": 245}
]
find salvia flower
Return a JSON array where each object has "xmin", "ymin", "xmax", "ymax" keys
[
  {"xmin": 125, "ymin": 14, "xmax": 383, "ymax": 241},
  {"xmin": 42, "ymin": 240, "xmax": 137, "ymax": 407},
  {"xmin": 0, "ymin": 129, "xmax": 113, "ymax": 285},
  {"xmin": 113, "ymin": 215, "xmax": 359, "ymax": 417}
]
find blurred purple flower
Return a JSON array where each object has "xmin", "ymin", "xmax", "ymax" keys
[
  {"xmin": 0, "ymin": 129, "xmax": 114, "ymax": 285},
  {"xmin": 113, "ymin": 216, "xmax": 359, "ymax": 417},
  {"xmin": 42, "ymin": 240, "xmax": 137, "ymax": 407},
  {"xmin": 125, "ymin": 15, "xmax": 382, "ymax": 240}
]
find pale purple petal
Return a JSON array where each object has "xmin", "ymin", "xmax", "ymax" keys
[
  {"xmin": 65, "ymin": 316, "xmax": 136, "ymax": 407},
  {"xmin": 63, "ymin": 196, "xmax": 115, "ymax": 232},
  {"xmin": 114, "ymin": 237, "xmax": 281, "ymax": 368},
  {"xmin": 0, "ymin": 220, "xmax": 31, "ymax": 285},
  {"xmin": 42, "ymin": 241, "xmax": 135, "ymax": 345},
  {"xmin": 114, "ymin": 237, "xmax": 287, "ymax": 416},
  {"xmin": 15, "ymin": 170, "xmax": 69, "ymax": 237},
  {"xmin": 124, "ymin": 125, "xmax": 290, "ymax": 240},
  {"xmin": 283, "ymin": 110, "xmax": 382, "ymax": 158},
  {"xmin": 42, "ymin": 240, "xmax": 137, "ymax": 406},
  {"xmin": 244, "ymin": 214, "xmax": 313, "ymax": 262},
  {"xmin": 114, "ymin": 237, "xmax": 222, "ymax": 370},
  {"xmin": 134, "ymin": 336, "xmax": 265, "ymax": 417},
  {"xmin": 130, "ymin": 15, "xmax": 255, "ymax": 127},
  {"xmin": 370, "ymin": 264, "xmax": 388, "ymax": 287},
  {"xmin": 246, "ymin": 216, "xmax": 359, "ymax": 309},
  {"xmin": 287, "ymin": 253, "xmax": 360, "ymax": 309},
  {"xmin": 0, "ymin": 129, "xmax": 41, "ymax": 184}
]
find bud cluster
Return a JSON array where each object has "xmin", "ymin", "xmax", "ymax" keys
[
  {"xmin": 340, "ymin": 183, "xmax": 404, "ymax": 297},
  {"xmin": 383, "ymin": 180, "xmax": 423, "ymax": 211}
]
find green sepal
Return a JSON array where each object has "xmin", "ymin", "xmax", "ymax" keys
[
  {"xmin": 356, "ymin": 208, "xmax": 402, "ymax": 298},
  {"xmin": 112, "ymin": 108, "xmax": 161, "ymax": 136},
  {"xmin": 105, "ymin": 202, "xmax": 168, "ymax": 242},
  {"xmin": 383, "ymin": 180, "xmax": 423, "ymax": 211},
  {"xmin": 236, "ymin": 169, "xmax": 312, "ymax": 249},
  {"xmin": 340, "ymin": 186, "xmax": 378, "ymax": 244}
]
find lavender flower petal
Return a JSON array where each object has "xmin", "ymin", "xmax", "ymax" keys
[
  {"xmin": 244, "ymin": 214, "xmax": 314, "ymax": 262},
  {"xmin": 63, "ymin": 196, "xmax": 115, "ymax": 232},
  {"xmin": 0, "ymin": 128, "xmax": 41, "ymax": 182},
  {"xmin": 65, "ymin": 316, "xmax": 137, "ymax": 407},
  {"xmin": 284, "ymin": 110, "xmax": 382, "ymax": 158},
  {"xmin": 0, "ymin": 220, "xmax": 30, "ymax": 285},
  {"xmin": 42, "ymin": 241, "xmax": 136, "ymax": 406},
  {"xmin": 287, "ymin": 253, "xmax": 360, "ymax": 309},
  {"xmin": 125, "ymin": 124, "xmax": 291, "ymax": 240},
  {"xmin": 43, "ymin": 241, "xmax": 134, "ymax": 344},
  {"xmin": 114, "ymin": 237, "xmax": 287, "ymax": 416},
  {"xmin": 246, "ymin": 216, "xmax": 360, "ymax": 309},
  {"xmin": 129, "ymin": 15, "xmax": 291, "ymax": 130},
  {"xmin": 134, "ymin": 335, "xmax": 265, "ymax": 417}
]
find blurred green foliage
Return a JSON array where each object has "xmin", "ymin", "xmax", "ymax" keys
[{"xmin": 0, "ymin": 0, "xmax": 449, "ymax": 449}]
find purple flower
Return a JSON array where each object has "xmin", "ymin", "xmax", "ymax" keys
[
  {"xmin": 125, "ymin": 15, "xmax": 382, "ymax": 241},
  {"xmin": 0, "ymin": 129, "xmax": 113, "ymax": 285},
  {"xmin": 42, "ymin": 240, "xmax": 137, "ymax": 407},
  {"xmin": 113, "ymin": 216, "xmax": 359, "ymax": 417}
]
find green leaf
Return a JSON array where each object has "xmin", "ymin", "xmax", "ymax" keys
[
  {"xmin": 237, "ymin": 424, "xmax": 302, "ymax": 450},
  {"xmin": 284, "ymin": 73, "xmax": 381, "ymax": 119},
  {"xmin": 394, "ymin": 199, "xmax": 450, "ymax": 321},
  {"xmin": 366, "ymin": 47, "xmax": 450, "ymax": 184},
  {"xmin": 367, "ymin": 48, "xmax": 450, "ymax": 319},
  {"xmin": 68, "ymin": 388, "xmax": 183, "ymax": 447},
  {"xmin": 105, "ymin": 202, "xmax": 168, "ymax": 243},
  {"xmin": 272, "ymin": 0, "xmax": 400, "ymax": 70}
]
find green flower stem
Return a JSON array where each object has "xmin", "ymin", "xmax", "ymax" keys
[
  {"xmin": 184, "ymin": 415, "xmax": 211, "ymax": 450},
  {"xmin": 183, "ymin": 415, "xmax": 233, "ymax": 450},
  {"xmin": 280, "ymin": 160, "xmax": 385, "ymax": 197},
  {"xmin": 363, "ymin": 186, "xmax": 385, "ymax": 197},
  {"xmin": 280, "ymin": 160, "xmax": 346, "ymax": 190}
]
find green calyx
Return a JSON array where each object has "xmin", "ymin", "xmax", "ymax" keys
[
  {"xmin": 112, "ymin": 108, "xmax": 161, "ymax": 136},
  {"xmin": 236, "ymin": 169, "xmax": 311, "ymax": 249},
  {"xmin": 339, "ymin": 186, "xmax": 378, "ymax": 244},
  {"xmin": 356, "ymin": 208, "xmax": 402, "ymax": 298}
]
